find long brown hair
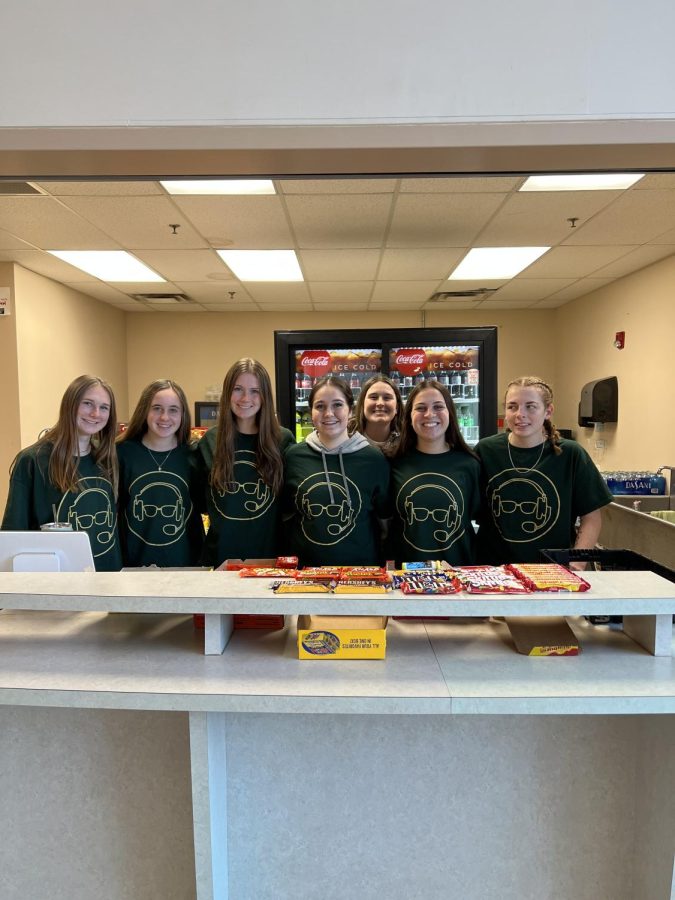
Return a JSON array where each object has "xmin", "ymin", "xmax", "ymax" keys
[
  {"xmin": 350, "ymin": 374, "xmax": 403, "ymax": 437},
  {"xmin": 397, "ymin": 379, "xmax": 477, "ymax": 458},
  {"xmin": 28, "ymin": 375, "xmax": 119, "ymax": 494},
  {"xmin": 210, "ymin": 358, "xmax": 284, "ymax": 495},
  {"xmin": 118, "ymin": 379, "xmax": 192, "ymax": 446},
  {"xmin": 505, "ymin": 376, "xmax": 562, "ymax": 455}
]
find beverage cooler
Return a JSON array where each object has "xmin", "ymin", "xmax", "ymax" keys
[{"xmin": 274, "ymin": 327, "xmax": 498, "ymax": 445}]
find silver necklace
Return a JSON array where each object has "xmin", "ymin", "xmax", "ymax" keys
[
  {"xmin": 144, "ymin": 443, "xmax": 176, "ymax": 472},
  {"xmin": 507, "ymin": 436, "xmax": 545, "ymax": 473}
]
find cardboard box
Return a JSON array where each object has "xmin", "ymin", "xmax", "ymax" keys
[
  {"xmin": 505, "ymin": 617, "xmax": 581, "ymax": 656},
  {"xmin": 297, "ymin": 615, "xmax": 388, "ymax": 660}
]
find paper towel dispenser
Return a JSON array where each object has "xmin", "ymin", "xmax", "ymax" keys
[{"xmin": 578, "ymin": 376, "xmax": 618, "ymax": 427}]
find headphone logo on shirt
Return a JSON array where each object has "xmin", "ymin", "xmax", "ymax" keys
[
  {"xmin": 211, "ymin": 451, "xmax": 273, "ymax": 521},
  {"xmin": 487, "ymin": 468, "xmax": 560, "ymax": 543},
  {"xmin": 296, "ymin": 471, "xmax": 362, "ymax": 546},
  {"xmin": 397, "ymin": 473, "xmax": 464, "ymax": 552},
  {"xmin": 127, "ymin": 472, "xmax": 192, "ymax": 546},
  {"xmin": 57, "ymin": 476, "xmax": 116, "ymax": 558}
]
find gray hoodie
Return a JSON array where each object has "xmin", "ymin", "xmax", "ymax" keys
[{"xmin": 304, "ymin": 430, "xmax": 370, "ymax": 509}]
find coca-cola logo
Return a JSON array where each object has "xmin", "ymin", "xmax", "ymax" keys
[
  {"xmin": 300, "ymin": 350, "xmax": 332, "ymax": 376},
  {"xmin": 394, "ymin": 348, "xmax": 427, "ymax": 376}
]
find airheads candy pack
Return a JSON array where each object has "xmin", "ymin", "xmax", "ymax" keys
[{"xmin": 297, "ymin": 615, "xmax": 387, "ymax": 659}]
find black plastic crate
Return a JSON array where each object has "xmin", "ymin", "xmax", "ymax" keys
[{"xmin": 540, "ymin": 548, "xmax": 675, "ymax": 624}]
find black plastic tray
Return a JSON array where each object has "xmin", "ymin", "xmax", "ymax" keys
[{"xmin": 540, "ymin": 548, "xmax": 675, "ymax": 624}]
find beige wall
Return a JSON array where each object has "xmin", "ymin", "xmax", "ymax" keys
[
  {"xmin": 13, "ymin": 266, "xmax": 129, "ymax": 444},
  {"xmin": 0, "ymin": 265, "xmax": 128, "ymax": 510},
  {"xmin": 124, "ymin": 308, "xmax": 556, "ymax": 428},
  {"xmin": 0, "ymin": 264, "xmax": 20, "ymax": 513},
  {"xmin": 553, "ymin": 254, "xmax": 675, "ymax": 471}
]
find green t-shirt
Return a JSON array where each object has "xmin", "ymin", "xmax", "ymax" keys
[
  {"xmin": 117, "ymin": 438, "xmax": 204, "ymax": 568},
  {"xmin": 197, "ymin": 426, "xmax": 295, "ymax": 566},
  {"xmin": 1, "ymin": 442, "xmax": 122, "ymax": 571},
  {"xmin": 474, "ymin": 434, "xmax": 613, "ymax": 564},
  {"xmin": 282, "ymin": 442, "xmax": 390, "ymax": 566},
  {"xmin": 388, "ymin": 448, "xmax": 480, "ymax": 566}
]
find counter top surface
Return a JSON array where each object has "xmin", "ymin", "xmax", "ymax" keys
[
  {"xmin": 1, "ymin": 610, "xmax": 673, "ymax": 715},
  {"xmin": 0, "ymin": 569, "xmax": 674, "ymax": 616}
]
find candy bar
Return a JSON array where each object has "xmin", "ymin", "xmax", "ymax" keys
[
  {"xmin": 272, "ymin": 580, "xmax": 334, "ymax": 593},
  {"xmin": 505, "ymin": 563, "xmax": 591, "ymax": 592},
  {"xmin": 239, "ymin": 567, "xmax": 298, "ymax": 578},
  {"xmin": 455, "ymin": 566, "xmax": 531, "ymax": 593}
]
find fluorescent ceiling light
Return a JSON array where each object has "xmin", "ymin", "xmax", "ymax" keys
[
  {"xmin": 47, "ymin": 250, "xmax": 165, "ymax": 282},
  {"xmin": 161, "ymin": 180, "xmax": 275, "ymax": 195},
  {"xmin": 520, "ymin": 173, "xmax": 644, "ymax": 191},
  {"xmin": 449, "ymin": 247, "xmax": 549, "ymax": 280},
  {"xmin": 216, "ymin": 249, "xmax": 303, "ymax": 282}
]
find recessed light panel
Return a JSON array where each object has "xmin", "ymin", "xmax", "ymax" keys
[
  {"xmin": 449, "ymin": 247, "xmax": 549, "ymax": 280},
  {"xmin": 47, "ymin": 250, "xmax": 165, "ymax": 282},
  {"xmin": 161, "ymin": 180, "xmax": 275, "ymax": 195},
  {"xmin": 520, "ymin": 174, "xmax": 644, "ymax": 191},
  {"xmin": 217, "ymin": 250, "xmax": 303, "ymax": 282}
]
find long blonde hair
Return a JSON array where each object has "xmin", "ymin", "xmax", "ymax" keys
[
  {"xmin": 210, "ymin": 359, "xmax": 284, "ymax": 495},
  {"xmin": 505, "ymin": 376, "xmax": 562, "ymax": 455},
  {"xmin": 22, "ymin": 375, "xmax": 119, "ymax": 494}
]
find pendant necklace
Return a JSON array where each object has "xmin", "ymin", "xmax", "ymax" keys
[
  {"xmin": 507, "ymin": 435, "xmax": 545, "ymax": 473},
  {"xmin": 144, "ymin": 443, "xmax": 176, "ymax": 472}
]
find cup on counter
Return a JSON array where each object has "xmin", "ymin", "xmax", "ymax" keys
[{"xmin": 40, "ymin": 522, "xmax": 73, "ymax": 532}]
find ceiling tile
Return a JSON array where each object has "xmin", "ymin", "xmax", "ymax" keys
[
  {"xmin": 379, "ymin": 248, "xmax": 464, "ymax": 280},
  {"xmin": 36, "ymin": 181, "xmax": 162, "ymax": 196},
  {"xmin": 564, "ymin": 190, "xmax": 675, "ymax": 245},
  {"xmin": 0, "ymin": 196, "xmax": 118, "ymax": 249},
  {"xmin": 255, "ymin": 303, "xmax": 314, "ymax": 311},
  {"xmin": 368, "ymin": 299, "xmax": 426, "ymax": 309},
  {"xmin": 286, "ymin": 194, "xmax": 393, "ymax": 249},
  {"xmin": 171, "ymin": 282, "xmax": 254, "ymax": 304},
  {"xmin": 8, "ymin": 250, "xmax": 100, "ymax": 282},
  {"xmin": 63, "ymin": 196, "xmax": 207, "ymax": 249},
  {"xmin": 478, "ymin": 299, "xmax": 538, "ymax": 309},
  {"xmin": 245, "ymin": 282, "xmax": 310, "ymax": 302},
  {"xmin": 387, "ymin": 193, "xmax": 505, "ymax": 247},
  {"xmin": 299, "ymin": 249, "xmax": 380, "ymax": 280},
  {"xmin": 633, "ymin": 174, "xmax": 675, "ymax": 190},
  {"xmin": 309, "ymin": 281, "xmax": 374, "ymax": 302},
  {"xmin": 523, "ymin": 245, "xmax": 638, "ymax": 278},
  {"xmin": 133, "ymin": 249, "xmax": 225, "ymax": 281},
  {"xmin": 371, "ymin": 280, "xmax": 440, "ymax": 302},
  {"xmin": 590, "ymin": 245, "xmax": 675, "ymax": 278},
  {"xmin": 531, "ymin": 296, "xmax": 571, "ymax": 308},
  {"xmin": 0, "ymin": 229, "xmax": 35, "ymax": 251},
  {"xmin": 62, "ymin": 281, "xmax": 136, "ymax": 304},
  {"xmin": 422, "ymin": 300, "xmax": 483, "ymax": 311},
  {"xmin": 489, "ymin": 278, "xmax": 575, "ymax": 301},
  {"xmin": 399, "ymin": 176, "xmax": 521, "ymax": 193},
  {"xmin": 170, "ymin": 195, "xmax": 294, "ymax": 248},
  {"xmin": 478, "ymin": 190, "xmax": 623, "ymax": 246},
  {"xmin": 543, "ymin": 278, "xmax": 614, "ymax": 302},
  {"xmin": 279, "ymin": 179, "xmax": 397, "ymax": 194}
]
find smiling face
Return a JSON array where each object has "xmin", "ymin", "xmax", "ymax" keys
[
  {"xmin": 230, "ymin": 373, "xmax": 262, "ymax": 431},
  {"xmin": 410, "ymin": 388, "xmax": 450, "ymax": 452},
  {"xmin": 76, "ymin": 384, "xmax": 111, "ymax": 444},
  {"xmin": 363, "ymin": 381, "xmax": 398, "ymax": 428},
  {"xmin": 504, "ymin": 385, "xmax": 553, "ymax": 447},
  {"xmin": 146, "ymin": 388, "xmax": 182, "ymax": 446},
  {"xmin": 311, "ymin": 384, "xmax": 351, "ymax": 448}
]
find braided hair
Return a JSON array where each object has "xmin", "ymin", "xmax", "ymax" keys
[{"xmin": 505, "ymin": 376, "xmax": 562, "ymax": 455}]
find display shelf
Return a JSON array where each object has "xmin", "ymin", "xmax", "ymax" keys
[{"xmin": 1, "ymin": 569, "xmax": 674, "ymax": 656}]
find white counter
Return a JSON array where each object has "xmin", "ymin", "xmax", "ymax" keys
[
  {"xmin": 1, "ymin": 585, "xmax": 674, "ymax": 900},
  {"xmin": 1, "ymin": 568, "xmax": 674, "ymax": 655}
]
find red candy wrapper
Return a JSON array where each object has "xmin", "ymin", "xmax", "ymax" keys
[{"xmin": 505, "ymin": 563, "xmax": 591, "ymax": 592}]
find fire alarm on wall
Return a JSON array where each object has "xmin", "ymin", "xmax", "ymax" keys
[{"xmin": 614, "ymin": 331, "xmax": 625, "ymax": 349}]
